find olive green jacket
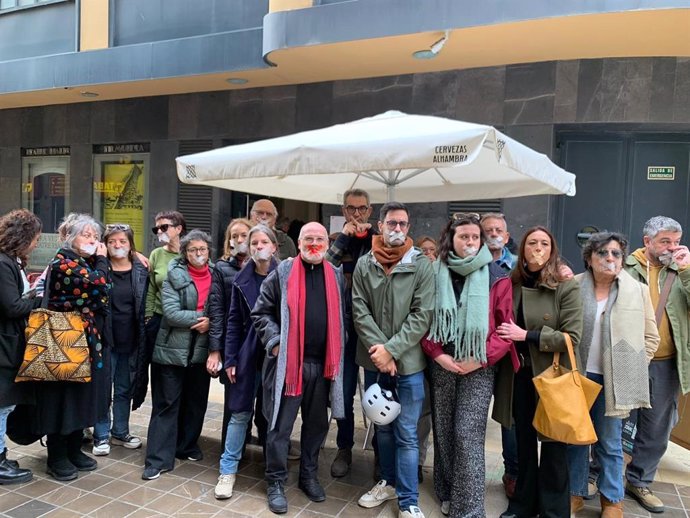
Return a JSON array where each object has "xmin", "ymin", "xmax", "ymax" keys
[
  {"xmin": 153, "ymin": 258, "xmax": 213, "ymax": 367},
  {"xmin": 625, "ymin": 254, "xmax": 690, "ymax": 394},
  {"xmin": 352, "ymin": 247, "xmax": 434, "ymax": 375},
  {"xmin": 492, "ymin": 278, "xmax": 583, "ymax": 428}
]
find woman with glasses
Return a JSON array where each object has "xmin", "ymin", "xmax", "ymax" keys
[
  {"xmin": 422, "ymin": 213, "xmax": 514, "ymax": 517},
  {"xmin": 33, "ymin": 214, "xmax": 111, "ymax": 481},
  {"xmin": 145, "ymin": 211, "xmax": 186, "ymax": 370},
  {"xmin": 567, "ymin": 233, "xmax": 658, "ymax": 518},
  {"xmin": 416, "ymin": 236, "xmax": 438, "ymax": 261},
  {"xmin": 214, "ymin": 224, "xmax": 279, "ymax": 499},
  {"xmin": 143, "ymin": 229, "xmax": 214, "ymax": 480},
  {"xmin": 91, "ymin": 224, "xmax": 149, "ymax": 456},
  {"xmin": 494, "ymin": 226, "xmax": 583, "ymax": 518}
]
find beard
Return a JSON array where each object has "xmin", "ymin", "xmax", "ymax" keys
[
  {"xmin": 657, "ymin": 250, "xmax": 673, "ymax": 266},
  {"xmin": 300, "ymin": 243, "xmax": 325, "ymax": 264}
]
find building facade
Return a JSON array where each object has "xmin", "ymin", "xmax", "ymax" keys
[{"xmin": 1, "ymin": 0, "xmax": 689, "ymax": 267}]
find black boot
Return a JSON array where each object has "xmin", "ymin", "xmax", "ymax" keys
[
  {"xmin": 0, "ymin": 449, "xmax": 32, "ymax": 485},
  {"xmin": 66, "ymin": 430, "xmax": 97, "ymax": 471},
  {"xmin": 47, "ymin": 434, "xmax": 78, "ymax": 481},
  {"xmin": 2, "ymin": 448, "xmax": 19, "ymax": 469}
]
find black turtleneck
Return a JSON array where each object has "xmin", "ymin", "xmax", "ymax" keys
[
  {"xmin": 302, "ymin": 258, "xmax": 327, "ymax": 363},
  {"xmin": 516, "ymin": 268, "xmax": 543, "ymax": 358}
]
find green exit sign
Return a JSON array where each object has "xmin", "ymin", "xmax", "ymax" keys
[{"xmin": 647, "ymin": 166, "xmax": 675, "ymax": 180}]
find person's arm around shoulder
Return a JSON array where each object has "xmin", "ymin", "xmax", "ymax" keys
[
  {"xmin": 251, "ymin": 268, "xmax": 282, "ymax": 356},
  {"xmin": 538, "ymin": 278, "xmax": 583, "ymax": 354},
  {"xmin": 382, "ymin": 255, "xmax": 435, "ymax": 359}
]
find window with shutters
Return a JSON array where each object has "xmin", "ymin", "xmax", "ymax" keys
[
  {"xmin": 447, "ymin": 199, "xmax": 502, "ymax": 219},
  {"xmin": 177, "ymin": 141, "xmax": 214, "ymax": 235}
]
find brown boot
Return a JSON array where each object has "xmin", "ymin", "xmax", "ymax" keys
[
  {"xmin": 600, "ymin": 495, "xmax": 623, "ymax": 518},
  {"xmin": 571, "ymin": 495, "xmax": 584, "ymax": 514}
]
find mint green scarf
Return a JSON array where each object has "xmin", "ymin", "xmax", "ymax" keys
[{"xmin": 429, "ymin": 245, "xmax": 492, "ymax": 362}]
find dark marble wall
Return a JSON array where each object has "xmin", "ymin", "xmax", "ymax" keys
[{"xmin": 1, "ymin": 57, "xmax": 690, "ymax": 245}]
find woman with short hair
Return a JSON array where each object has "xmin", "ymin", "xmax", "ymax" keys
[
  {"xmin": 568, "ymin": 232, "xmax": 659, "ymax": 518},
  {"xmin": 0, "ymin": 209, "xmax": 42, "ymax": 484},
  {"xmin": 143, "ymin": 229, "xmax": 214, "ymax": 480}
]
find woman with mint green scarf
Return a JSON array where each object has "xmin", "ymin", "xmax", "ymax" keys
[{"xmin": 422, "ymin": 213, "xmax": 515, "ymax": 518}]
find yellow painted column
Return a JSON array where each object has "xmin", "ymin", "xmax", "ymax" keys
[
  {"xmin": 80, "ymin": 0, "xmax": 109, "ymax": 51},
  {"xmin": 269, "ymin": 0, "xmax": 314, "ymax": 13}
]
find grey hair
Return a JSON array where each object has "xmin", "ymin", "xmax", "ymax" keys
[
  {"xmin": 643, "ymin": 216, "xmax": 682, "ymax": 239},
  {"xmin": 179, "ymin": 229, "xmax": 212, "ymax": 264},
  {"xmin": 61, "ymin": 214, "xmax": 103, "ymax": 251},
  {"xmin": 343, "ymin": 188, "xmax": 370, "ymax": 206},
  {"xmin": 248, "ymin": 224, "xmax": 278, "ymax": 246},
  {"xmin": 582, "ymin": 232, "xmax": 628, "ymax": 272}
]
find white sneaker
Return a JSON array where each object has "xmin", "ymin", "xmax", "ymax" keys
[
  {"xmin": 214, "ymin": 473, "xmax": 235, "ymax": 500},
  {"xmin": 441, "ymin": 501, "xmax": 450, "ymax": 516},
  {"xmin": 358, "ymin": 480, "xmax": 397, "ymax": 508},
  {"xmin": 399, "ymin": 505, "xmax": 425, "ymax": 518},
  {"xmin": 92, "ymin": 439, "xmax": 110, "ymax": 456}
]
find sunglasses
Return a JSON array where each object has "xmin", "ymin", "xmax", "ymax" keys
[
  {"xmin": 595, "ymin": 249, "xmax": 623, "ymax": 259},
  {"xmin": 106, "ymin": 223, "xmax": 131, "ymax": 232},
  {"xmin": 452, "ymin": 212, "xmax": 481, "ymax": 222},
  {"xmin": 151, "ymin": 223, "xmax": 173, "ymax": 235}
]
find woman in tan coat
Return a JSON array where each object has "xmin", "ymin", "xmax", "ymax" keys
[{"xmin": 494, "ymin": 226, "xmax": 583, "ymax": 518}]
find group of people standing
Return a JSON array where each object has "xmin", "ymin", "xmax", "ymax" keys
[{"xmin": 0, "ymin": 191, "xmax": 688, "ymax": 518}]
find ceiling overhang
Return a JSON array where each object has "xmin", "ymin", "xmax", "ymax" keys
[{"xmin": 0, "ymin": 1, "xmax": 688, "ymax": 110}]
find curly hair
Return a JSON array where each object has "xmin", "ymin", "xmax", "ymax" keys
[
  {"xmin": 0, "ymin": 209, "xmax": 42, "ymax": 265},
  {"xmin": 582, "ymin": 231, "xmax": 628, "ymax": 271}
]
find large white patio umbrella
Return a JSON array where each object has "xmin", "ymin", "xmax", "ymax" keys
[{"xmin": 176, "ymin": 111, "xmax": 576, "ymax": 204}]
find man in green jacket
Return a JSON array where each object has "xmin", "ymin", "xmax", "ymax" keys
[
  {"xmin": 352, "ymin": 201, "xmax": 434, "ymax": 518},
  {"xmin": 624, "ymin": 215, "xmax": 690, "ymax": 514}
]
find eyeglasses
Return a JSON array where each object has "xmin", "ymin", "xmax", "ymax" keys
[
  {"xmin": 345, "ymin": 205, "xmax": 370, "ymax": 214},
  {"xmin": 151, "ymin": 224, "xmax": 171, "ymax": 235},
  {"xmin": 187, "ymin": 247, "xmax": 209, "ymax": 254},
  {"xmin": 106, "ymin": 224, "xmax": 131, "ymax": 232},
  {"xmin": 452, "ymin": 212, "xmax": 481, "ymax": 222},
  {"xmin": 595, "ymin": 249, "xmax": 623, "ymax": 259},
  {"xmin": 251, "ymin": 210, "xmax": 274, "ymax": 218},
  {"xmin": 384, "ymin": 220, "xmax": 409, "ymax": 230}
]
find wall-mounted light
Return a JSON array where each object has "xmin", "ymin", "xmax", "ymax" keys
[
  {"xmin": 226, "ymin": 77, "xmax": 248, "ymax": 85},
  {"xmin": 412, "ymin": 30, "xmax": 450, "ymax": 60},
  {"xmin": 80, "ymin": 91, "xmax": 99, "ymax": 97}
]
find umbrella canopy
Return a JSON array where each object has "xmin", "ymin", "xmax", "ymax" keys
[{"xmin": 176, "ymin": 111, "xmax": 576, "ymax": 204}]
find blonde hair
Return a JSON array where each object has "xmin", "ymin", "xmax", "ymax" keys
[{"xmin": 222, "ymin": 218, "xmax": 252, "ymax": 259}]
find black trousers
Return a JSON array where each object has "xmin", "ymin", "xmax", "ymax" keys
[
  {"xmin": 145, "ymin": 363, "xmax": 210, "ymax": 470},
  {"xmin": 265, "ymin": 362, "xmax": 330, "ymax": 483},
  {"xmin": 507, "ymin": 366, "xmax": 569, "ymax": 518}
]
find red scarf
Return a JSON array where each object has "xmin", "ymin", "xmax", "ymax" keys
[{"xmin": 284, "ymin": 258, "xmax": 342, "ymax": 396}]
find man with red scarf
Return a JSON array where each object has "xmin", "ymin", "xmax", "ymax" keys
[
  {"xmin": 352, "ymin": 202, "xmax": 434, "ymax": 518},
  {"xmin": 252, "ymin": 222, "xmax": 347, "ymax": 515}
]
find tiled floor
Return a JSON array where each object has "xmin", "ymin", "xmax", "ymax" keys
[{"xmin": 2, "ymin": 384, "xmax": 689, "ymax": 518}]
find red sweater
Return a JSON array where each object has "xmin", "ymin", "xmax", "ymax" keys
[
  {"xmin": 188, "ymin": 264, "xmax": 211, "ymax": 311},
  {"xmin": 422, "ymin": 276, "xmax": 519, "ymax": 369}
]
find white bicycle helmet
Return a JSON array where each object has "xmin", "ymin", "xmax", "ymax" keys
[{"xmin": 362, "ymin": 382, "xmax": 401, "ymax": 425}]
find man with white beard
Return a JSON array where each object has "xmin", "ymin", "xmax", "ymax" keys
[
  {"xmin": 252, "ymin": 222, "xmax": 347, "ymax": 514},
  {"xmin": 353, "ymin": 202, "xmax": 434, "ymax": 518},
  {"xmin": 623, "ymin": 216, "xmax": 690, "ymax": 514},
  {"xmin": 250, "ymin": 199, "xmax": 297, "ymax": 260},
  {"xmin": 480, "ymin": 213, "xmax": 516, "ymax": 273}
]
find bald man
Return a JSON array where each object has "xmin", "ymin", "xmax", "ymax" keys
[
  {"xmin": 252, "ymin": 222, "xmax": 347, "ymax": 514},
  {"xmin": 250, "ymin": 199, "xmax": 297, "ymax": 260}
]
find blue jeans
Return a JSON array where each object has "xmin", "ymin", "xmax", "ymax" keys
[
  {"xmin": 0, "ymin": 405, "xmax": 16, "ymax": 452},
  {"xmin": 567, "ymin": 373, "xmax": 624, "ymax": 503},
  {"xmin": 364, "ymin": 369, "xmax": 425, "ymax": 511},
  {"xmin": 219, "ymin": 410, "xmax": 251, "ymax": 475},
  {"xmin": 94, "ymin": 351, "xmax": 132, "ymax": 440}
]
